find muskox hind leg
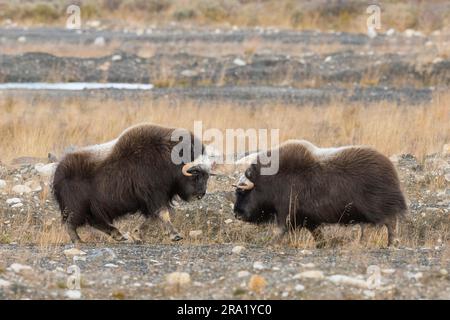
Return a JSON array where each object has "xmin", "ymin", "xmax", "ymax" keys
[
  {"xmin": 385, "ymin": 216, "xmax": 400, "ymax": 247},
  {"xmin": 65, "ymin": 212, "xmax": 84, "ymax": 245}
]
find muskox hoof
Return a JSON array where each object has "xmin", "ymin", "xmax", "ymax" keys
[
  {"xmin": 388, "ymin": 238, "xmax": 400, "ymax": 247},
  {"xmin": 171, "ymin": 234, "xmax": 183, "ymax": 241}
]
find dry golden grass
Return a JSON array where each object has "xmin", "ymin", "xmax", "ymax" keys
[
  {"xmin": 2, "ymin": 0, "xmax": 450, "ymax": 34},
  {"xmin": 0, "ymin": 92, "xmax": 448, "ymax": 163}
]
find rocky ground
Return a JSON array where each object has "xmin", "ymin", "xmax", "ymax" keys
[
  {"xmin": 1, "ymin": 27, "xmax": 450, "ymax": 104},
  {"xmin": 0, "ymin": 147, "xmax": 449, "ymax": 299}
]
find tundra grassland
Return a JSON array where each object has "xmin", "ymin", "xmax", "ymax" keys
[{"xmin": 0, "ymin": 92, "xmax": 448, "ymax": 250}]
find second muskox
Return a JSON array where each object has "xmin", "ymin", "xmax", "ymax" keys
[
  {"xmin": 233, "ymin": 140, "xmax": 407, "ymax": 247},
  {"xmin": 53, "ymin": 123, "xmax": 212, "ymax": 244}
]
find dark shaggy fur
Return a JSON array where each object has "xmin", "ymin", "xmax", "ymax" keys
[
  {"xmin": 53, "ymin": 124, "xmax": 210, "ymax": 243},
  {"xmin": 233, "ymin": 141, "xmax": 407, "ymax": 247}
]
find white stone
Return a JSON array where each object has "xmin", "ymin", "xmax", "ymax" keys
[
  {"xmin": 0, "ymin": 279, "xmax": 11, "ymax": 287},
  {"xmin": 0, "ymin": 180, "xmax": 6, "ymax": 189},
  {"xmin": 25, "ymin": 181, "xmax": 42, "ymax": 192},
  {"xmin": 17, "ymin": 36, "xmax": 26, "ymax": 43},
  {"xmin": 11, "ymin": 203, "xmax": 23, "ymax": 208},
  {"xmin": 35, "ymin": 163, "xmax": 57, "ymax": 177},
  {"xmin": 224, "ymin": 219, "xmax": 233, "ymax": 224},
  {"xmin": 94, "ymin": 36, "xmax": 106, "ymax": 46},
  {"xmin": 64, "ymin": 248, "xmax": 87, "ymax": 257},
  {"xmin": 300, "ymin": 263, "xmax": 315, "ymax": 268},
  {"xmin": 232, "ymin": 246, "xmax": 245, "ymax": 254},
  {"xmin": 189, "ymin": 230, "xmax": 203, "ymax": 238},
  {"xmin": 65, "ymin": 290, "xmax": 82, "ymax": 299},
  {"xmin": 386, "ymin": 28, "xmax": 395, "ymax": 36},
  {"xmin": 327, "ymin": 275, "xmax": 368, "ymax": 288},
  {"xmin": 253, "ymin": 261, "xmax": 265, "ymax": 270},
  {"xmin": 381, "ymin": 268, "xmax": 396, "ymax": 274},
  {"xmin": 104, "ymin": 263, "xmax": 119, "ymax": 268},
  {"xmin": 166, "ymin": 272, "xmax": 191, "ymax": 286},
  {"xmin": 293, "ymin": 270, "xmax": 325, "ymax": 280},
  {"xmin": 237, "ymin": 270, "xmax": 250, "ymax": 278},
  {"xmin": 294, "ymin": 284, "xmax": 305, "ymax": 292},
  {"xmin": 12, "ymin": 184, "xmax": 32, "ymax": 194},
  {"xmin": 444, "ymin": 174, "xmax": 450, "ymax": 182},
  {"xmin": 324, "ymin": 56, "xmax": 332, "ymax": 63},
  {"xmin": 8, "ymin": 263, "xmax": 32, "ymax": 273},
  {"xmin": 112, "ymin": 55, "xmax": 122, "ymax": 61},
  {"xmin": 6, "ymin": 198, "xmax": 21, "ymax": 205},
  {"xmin": 233, "ymin": 58, "xmax": 246, "ymax": 66},
  {"xmin": 181, "ymin": 69, "xmax": 198, "ymax": 77}
]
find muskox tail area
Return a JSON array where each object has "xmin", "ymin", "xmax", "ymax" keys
[{"xmin": 52, "ymin": 152, "xmax": 96, "ymax": 223}]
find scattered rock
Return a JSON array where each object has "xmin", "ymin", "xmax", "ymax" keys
[
  {"xmin": 233, "ymin": 58, "xmax": 246, "ymax": 66},
  {"xmin": 294, "ymin": 284, "xmax": 305, "ymax": 292},
  {"xmin": 25, "ymin": 181, "xmax": 42, "ymax": 192},
  {"xmin": 189, "ymin": 230, "xmax": 203, "ymax": 238},
  {"xmin": 224, "ymin": 219, "xmax": 233, "ymax": 224},
  {"xmin": 248, "ymin": 275, "xmax": 267, "ymax": 293},
  {"xmin": 232, "ymin": 246, "xmax": 245, "ymax": 254},
  {"xmin": 65, "ymin": 290, "xmax": 82, "ymax": 299},
  {"xmin": 0, "ymin": 179, "xmax": 6, "ymax": 189},
  {"xmin": 0, "ymin": 279, "xmax": 11, "ymax": 288},
  {"xmin": 327, "ymin": 275, "xmax": 368, "ymax": 289},
  {"xmin": 386, "ymin": 28, "xmax": 396, "ymax": 36},
  {"xmin": 166, "ymin": 272, "xmax": 191, "ymax": 287},
  {"xmin": 35, "ymin": 163, "xmax": 57, "ymax": 177},
  {"xmin": 112, "ymin": 55, "xmax": 122, "ymax": 61},
  {"xmin": 11, "ymin": 203, "xmax": 23, "ymax": 208},
  {"xmin": 237, "ymin": 270, "xmax": 250, "ymax": 278},
  {"xmin": 6, "ymin": 198, "xmax": 21, "ymax": 205},
  {"xmin": 104, "ymin": 263, "xmax": 119, "ymax": 268},
  {"xmin": 439, "ymin": 269, "xmax": 448, "ymax": 276},
  {"xmin": 8, "ymin": 263, "xmax": 32, "ymax": 273},
  {"xmin": 12, "ymin": 184, "xmax": 32, "ymax": 194},
  {"xmin": 64, "ymin": 248, "xmax": 87, "ymax": 257},
  {"xmin": 293, "ymin": 270, "xmax": 325, "ymax": 280},
  {"xmin": 253, "ymin": 261, "xmax": 265, "ymax": 270},
  {"xmin": 181, "ymin": 69, "xmax": 198, "ymax": 77},
  {"xmin": 17, "ymin": 36, "xmax": 26, "ymax": 43},
  {"xmin": 93, "ymin": 36, "xmax": 106, "ymax": 46}
]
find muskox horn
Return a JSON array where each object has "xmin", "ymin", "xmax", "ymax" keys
[
  {"xmin": 182, "ymin": 163, "xmax": 195, "ymax": 176},
  {"xmin": 236, "ymin": 175, "xmax": 254, "ymax": 190}
]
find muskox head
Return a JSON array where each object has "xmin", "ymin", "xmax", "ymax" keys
[
  {"xmin": 233, "ymin": 163, "xmax": 276, "ymax": 224},
  {"xmin": 177, "ymin": 158, "xmax": 211, "ymax": 201}
]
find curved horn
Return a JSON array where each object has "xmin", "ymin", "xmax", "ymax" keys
[
  {"xmin": 236, "ymin": 175, "xmax": 254, "ymax": 190},
  {"xmin": 182, "ymin": 163, "xmax": 195, "ymax": 176}
]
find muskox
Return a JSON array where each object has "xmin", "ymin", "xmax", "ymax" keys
[
  {"xmin": 233, "ymin": 140, "xmax": 407, "ymax": 247},
  {"xmin": 53, "ymin": 124, "xmax": 211, "ymax": 244}
]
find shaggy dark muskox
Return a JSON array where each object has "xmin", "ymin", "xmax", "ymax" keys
[
  {"xmin": 233, "ymin": 140, "xmax": 407, "ymax": 247},
  {"xmin": 53, "ymin": 124, "xmax": 211, "ymax": 244}
]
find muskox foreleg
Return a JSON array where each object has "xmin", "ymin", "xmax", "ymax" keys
[
  {"xmin": 158, "ymin": 208, "xmax": 183, "ymax": 241},
  {"xmin": 269, "ymin": 214, "xmax": 288, "ymax": 245},
  {"xmin": 91, "ymin": 220, "xmax": 127, "ymax": 242}
]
